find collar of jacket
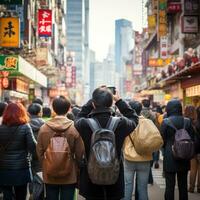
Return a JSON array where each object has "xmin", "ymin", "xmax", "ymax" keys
[{"xmin": 89, "ymin": 107, "xmax": 112, "ymax": 117}]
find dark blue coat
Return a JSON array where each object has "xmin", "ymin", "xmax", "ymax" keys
[{"xmin": 161, "ymin": 100, "xmax": 195, "ymax": 172}]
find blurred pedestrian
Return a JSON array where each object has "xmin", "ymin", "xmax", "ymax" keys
[
  {"xmin": 161, "ymin": 99, "xmax": 195, "ymax": 200},
  {"xmin": 33, "ymin": 98, "xmax": 43, "ymax": 106},
  {"xmin": 0, "ymin": 102, "xmax": 7, "ymax": 125},
  {"xmin": 0, "ymin": 103, "xmax": 36, "ymax": 200},
  {"xmin": 42, "ymin": 106, "xmax": 52, "ymax": 121},
  {"xmin": 185, "ymin": 105, "xmax": 200, "ymax": 193}
]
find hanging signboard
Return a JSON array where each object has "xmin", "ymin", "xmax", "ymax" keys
[
  {"xmin": 38, "ymin": 9, "xmax": 52, "ymax": 37},
  {"xmin": 0, "ymin": 0, "xmax": 22, "ymax": 4},
  {"xmin": 184, "ymin": 0, "xmax": 199, "ymax": 15},
  {"xmin": 0, "ymin": 55, "xmax": 18, "ymax": 71},
  {"xmin": 158, "ymin": 0, "xmax": 167, "ymax": 38},
  {"xmin": 160, "ymin": 36, "xmax": 168, "ymax": 59},
  {"xmin": 182, "ymin": 16, "xmax": 199, "ymax": 33},
  {"xmin": 0, "ymin": 17, "xmax": 20, "ymax": 48}
]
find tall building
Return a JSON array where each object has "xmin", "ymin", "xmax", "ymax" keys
[
  {"xmin": 115, "ymin": 19, "xmax": 134, "ymax": 95},
  {"xmin": 66, "ymin": 0, "xmax": 88, "ymax": 82}
]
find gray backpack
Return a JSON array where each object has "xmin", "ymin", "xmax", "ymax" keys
[
  {"xmin": 87, "ymin": 117, "xmax": 120, "ymax": 185},
  {"xmin": 168, "ymin": 118, "xmax": 195, "ymax": 160}
]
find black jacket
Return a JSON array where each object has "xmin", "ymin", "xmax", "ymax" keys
[
  {"xmin": 29, "ymin": 116, "xmax": 44, "ymax": 172},
  {"xmin": 75, "ymin": 99, "xmax": 138, "ymax": 200},
  {"xmin": 161, "ymin": 100, "xmax": 195, "ymax": 172},
  {"xmin": 0, "ymin": 124, "xmax": 36, "ymax": 170}
]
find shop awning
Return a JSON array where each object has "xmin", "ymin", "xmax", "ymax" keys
[
  {"xmin": 18, "ymin": 56, "xmax": 47, "ymax": 87},
  {"xmin": 160, "ymin": 62, "xmax": 200, "ymax": 84}
]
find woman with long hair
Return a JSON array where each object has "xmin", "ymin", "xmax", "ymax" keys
[
  {"xmin": 0, "ymin": 103, "xmax": 36, "ymax": 200},
  {"xmin": 185, "ymin": 105, "xmax": 200, "ymax": 193}
]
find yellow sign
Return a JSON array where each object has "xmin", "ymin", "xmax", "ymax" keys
[
  {"xmin": 186, "ymin": 85, "xmax": 200, "ymax": 97},
  {"xmin": 148, "ymin": 15, "xmax": 156, "ymax": 28},
  {"xmin": 0, "ymin": 17, "xmax": 20, "ymax": 47}
]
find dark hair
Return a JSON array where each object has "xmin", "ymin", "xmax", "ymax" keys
[
  {"xmin": 71, "ymin": 106, "xmax": 81, "ymax": 117},
  {"xmin": 66, "ymin": 112, "xmax": 75, "ymax": 121},
  {"xmin": 196, "ymin": 106, "xmax": 200, "ymax": 132},
  {"xmin": 92, "ymin": 87, "xmax": 113, "ymax": 108},
  {"xmin": 33, "ymin": 98, "xmax": 43, "ymax": 106},
  {"xmin": 129, "ymin": 101, "xmax": 142, "ymax": 115},
  {"xmin": 184, "ymin": 105, "xmax": 197, "ymax": 122},
  {"xmin": 0, "ymin": 102, "xmax": 8, "ymax": 117},
  {"xmin": 28, "ymin": 103, "xmax": 42, "ymax": 116},
  {"xmin": 42, "ymin": 107, "xmax": 52, "ymax": 118},
  {"xmin": 3, "ymin": 103, "xmax": 29, "ymax": 126},
  {"xmin": 156, "ymin": 105, "xmax": 163, "ymax": 114},
  {"xmin": 52, "ymin": 96, "xmax": 71, "ymax": 115},
  {"xmin": 142, "ymin": 99, "xmax": 150, "ymax": 108}
]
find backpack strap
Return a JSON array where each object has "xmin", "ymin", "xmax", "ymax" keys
[
  {"xmin": 106, "ymin": 117, "xmax": 120, "ymax": 132},
  {"xmin": 167, "ymin": 118, "xmax": 186, "ymax": 130},
  {"xmin": 87, "ymin": 118, "xmax": 101, "ymax": 132}
]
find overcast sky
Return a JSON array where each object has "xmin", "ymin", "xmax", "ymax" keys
[{"xmin": 89, "ymin": 0, "xmax": 146, "ymax": 61}]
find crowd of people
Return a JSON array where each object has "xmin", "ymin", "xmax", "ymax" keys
[{"xmin": 0, "ymin": 87, "xmax": 199, "ymax": 200}]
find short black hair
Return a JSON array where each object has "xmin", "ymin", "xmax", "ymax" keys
[
  {"xmin": 129, "ymin": 101, "xmax": 142, "ymax": 115},
  {"xmin": 28, "ymin": 103, "xmax": 42, "ymax": 116},
  {"xmin": 142, "ymin": 99, "xmax": 150, "ymax": 108},
  {"xmin": 92, "ymin": 87, "xmax": 113, "ymax": 108},
  {"xmin": 42, "ymin": 107, "xmax": 52, "ymax": 118},
  {"xmin": 0, "ymin": 102, "xmax": 8, "ymax": 116},
  {"xmin": 52, "ymin": 96, "xmax": 71, "ymax": 115},
  {"xmin": 33, "ymin": 98, "xmax": 43, "ymax": 106}
]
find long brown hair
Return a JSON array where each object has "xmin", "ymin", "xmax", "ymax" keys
[{"xmin": 2, "ymin": 103, "xmax": 29, "ymax": 126}]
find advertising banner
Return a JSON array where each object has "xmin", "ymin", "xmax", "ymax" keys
[
  {"xmin": 0, "ymin": 17, "xmax": 20, "ymax": 47},
  {"xmin": 38, "ymin": 9, "xmax": 52, "ymax": 37},
  {"xmin": 182, "ymin": 16, "xmax": 199, "ymax": 33},
  {"xmin": 0, "ymin": 55, "xmax": 18, "ymax": 71}
]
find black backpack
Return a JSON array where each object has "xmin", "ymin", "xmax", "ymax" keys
[
  {"xmin": 168, "ymin": 118, "xmax": 195, "ymax": 160},
  {"xmin": 87, "ymin": 117, "xmax": 120, "ymax": 185}
]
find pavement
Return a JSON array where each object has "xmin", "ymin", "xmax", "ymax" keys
[
  {"xmin": 0, "ymin": 160, "xmax": 199, "ymax": 200},
  {"xmin": 77, "ymin": 160, "xmax": 200, "ymax": 200}
]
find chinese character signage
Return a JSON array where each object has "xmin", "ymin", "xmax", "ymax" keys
[
  {"xmin": 38, "ymin": 9, "xmax": 52, "ymax": 37},
  {"xmin": 167, "ymin": 2, "xmax": 182, "ymax": 13},
  {"xmin": 0, "ymin": 55, "xmax": 18, "ymax": 71},
  {"xmin": 148, "ymin": 15, "xmax": 156, "ymax": 34},
  {"xmin": 158, "ymin": 0, "xmax": 167, "ymax": 38},
  {"xmin": 182, "ymin": 16, "xmax": 199, "ymax": 33},
  {"xmin": 160, "ymin": 36, "xmax": 168, "ymax": 59},
  {"xmin": 0, "ymin": 0, "xmax": 22, "ymax": 4},
  {"xmin": 184, "ymin": 0, "xmax": 199, "ymax": 15},
  {"xmin": 66, "ymin": 66, "xmax": 76, "ymax": 88},
  {"xmin": 0, "ymin": 17, "xmax": 20, "ymax": 48},
  {"xmin": 148, "ymin": 58, "xmax": 172, "ymax": 67}
]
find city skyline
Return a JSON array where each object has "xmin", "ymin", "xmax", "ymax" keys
[{"xmin": 89, "ymin": 0, "xmax": 146, "ymax": 61}]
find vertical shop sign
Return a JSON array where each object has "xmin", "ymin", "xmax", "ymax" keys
[
  {"xmin": 0, "ymin": 17, "xmax": 20, "ymax": 47},
  {"xmin": 160, "ymin": 36, "xmax": 168, "ymax": 59},
  {"xmin": 158, "ymin": 0, "xmax": 167, "ymax": 38},
  {"xmin": 38, "ymin": 9, "xmax": 52, "ymax": 37}
]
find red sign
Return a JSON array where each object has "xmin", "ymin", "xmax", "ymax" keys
[
  {"xmin": 1, "ymin": 71, "xmax": 9, "ymax": 77},
  {"xmin": 2, "ymin": 77, "xmax": 9, "ymax": 88},
  {"xmin": 167, "ymin": 2, "xmax": 182, "ymax": 13},
  {"xmin": 38, "ymin": 9, "xmax": 52, "ymax": 37}
]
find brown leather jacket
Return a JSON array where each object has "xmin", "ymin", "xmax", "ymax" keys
[{"xmin": 36, "ymin": 116, "xmax": 85, "ymax": 184}]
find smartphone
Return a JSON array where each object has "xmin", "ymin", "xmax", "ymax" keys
[{"xmin": 107, "ymin": 86, "xmax": 116, "ymax": 95}]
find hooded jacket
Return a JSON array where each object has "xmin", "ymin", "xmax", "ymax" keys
[
  {"xmin": 161, "ymin": 99, "xmax": 195, "ymax": 172},
  {"xmin": 36, "ymin": 116, "xmax": 85, "ymax": 185}
]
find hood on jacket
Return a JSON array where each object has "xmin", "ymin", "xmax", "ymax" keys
[
  {"xmin": 29, "ymin": 117, "xmax": 45, "ymax": 132},
  {"xmin": 141, "ymin": 107, "xmax": 155, "ymax": 121},
  {"xmin": 166, "ymin": 99, "xmax": 182, "ymax": 117},
  {"xmin": 46, "ymin": 116, "xmax": 73, "ymax": 131}
]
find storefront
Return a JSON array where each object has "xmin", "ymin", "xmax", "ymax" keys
[{"xmin": 0, "ymin": 55, "xmax": 47, "ymax": 102}]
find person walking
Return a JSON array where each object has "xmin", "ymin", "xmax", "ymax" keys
[
  {"xmin": 185, "ymin": 105, "xmax": 200, "ymax": 193},
  {"xmin": 37, "ymin": 96, "xmax": 85, "ymax": 200},
  {"xmin": 0, "ymin": 103, "xmax": 36, "ymax": 200},
  {"xmin": 123, "ymin": 101, "xmax": 151, "ymax": 200},
  {"xmin": 161, "ymin": 99, "xmax": 195, "ymax": 200},
  {"xmin": 75, "ymin": 87, "xmax": 138, "ymax": 200}
]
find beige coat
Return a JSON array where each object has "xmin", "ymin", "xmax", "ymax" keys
[{"xmin": 37, "ymin": 116, "xmax": 85, "ymax": 184}]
